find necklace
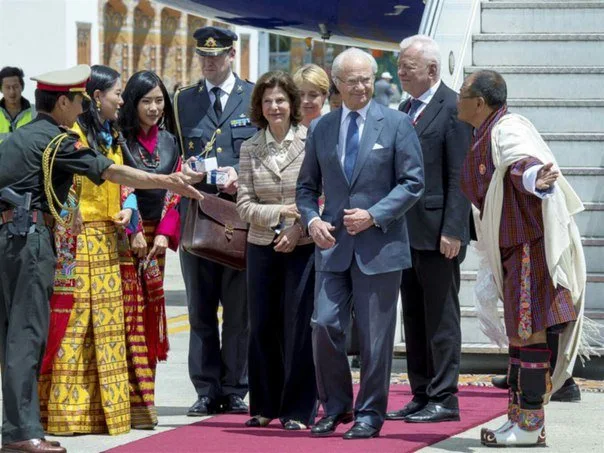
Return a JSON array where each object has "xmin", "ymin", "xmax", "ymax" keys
[{"xmin": 136, "ymin": 142, "xmax": 160, "ymax": 168}]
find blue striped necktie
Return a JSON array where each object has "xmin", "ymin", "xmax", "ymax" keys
[
  {"xmin": 407, "ymin": 98, "xmax": 423, "ymax": 120},
  {"xmin": 344, "ymin": 111, "xmax": 360, "ymax": 182}
]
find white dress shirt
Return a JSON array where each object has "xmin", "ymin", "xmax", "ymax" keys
[
  {"xmin": 308, "ymin": 101, "xmax": 373, "ymax": 228},
  {"xmin": 338, "ymin": 101, "xmax": 371, "ymax": 168},
  {"xmin": 407, "ymin": 79, "xmax": 441, "ymax": 122},
  {"xmin": 206, "ymin": 72, "xmax": 236, "ymax": 110},
  {"xmin": 265, "ymin": 126, "xmax": 295, "ymax": 167}
]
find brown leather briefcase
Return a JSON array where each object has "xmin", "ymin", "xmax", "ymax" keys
[{"xmin": 181, "ymin": 195, "xmax": 248, "ymax": 271}]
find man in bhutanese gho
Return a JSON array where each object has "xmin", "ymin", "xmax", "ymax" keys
[{"xmin": 457, "ymin": 69, "xmax": 585, "ymax": 448}]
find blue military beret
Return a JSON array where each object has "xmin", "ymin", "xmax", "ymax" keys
[{"xmin": 194, "ymin": 26, "xmax": 238, "ymax": 57}]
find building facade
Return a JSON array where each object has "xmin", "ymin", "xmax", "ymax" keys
[{"xmin": 0, "ymin": 0, "xmax": 260, "ymax": 101}]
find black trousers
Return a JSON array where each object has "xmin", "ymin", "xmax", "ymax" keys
[
  {"xmin": 180, "ymin": 250, "xmax": 249, "ymax": 400},
  {"xmin": 400, "ymin": 247, "xmax": 464, "ymax": 404},
  {"xmin": 247, "ymin": 243, "xmax": 317, "ymax": 425},
  {"xmin": 0, "ymin": 224, "xmax": 55, "ymax": 444}
]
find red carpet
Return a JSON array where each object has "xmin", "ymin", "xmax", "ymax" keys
[{"xmin": 106, "ymin": 385, "xmax": 507, "ymax": 453}]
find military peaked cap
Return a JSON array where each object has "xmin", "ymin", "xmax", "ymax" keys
[
  {"xmin": 194, "ymin": 26, "xmax": 238, "ymax": 57},
  {"xmin": 30, "ymin": 64, "xmax": 90, "ymax": 94}
]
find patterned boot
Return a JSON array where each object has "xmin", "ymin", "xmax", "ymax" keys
[
  {"xmin": 481, "ymin": 346, "xmax": 520, "ymax": 439},
  {"xmin": 482, "ymin": 345, "xmax": 549, "ymax": 447}
]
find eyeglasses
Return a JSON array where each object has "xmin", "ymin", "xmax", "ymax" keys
[{"xmin": 337, "ymin": 76, "xmax": 374, "ymax": 87}]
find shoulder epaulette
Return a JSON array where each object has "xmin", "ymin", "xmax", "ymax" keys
[
  {"xmin": 177, "ymin": 81, "xmax": 200, "ymax": 93},
  {"xmin": 57, "ymin": 126, "xmax": 80, "ymax": 138}
]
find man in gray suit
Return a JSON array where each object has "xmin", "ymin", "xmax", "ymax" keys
[{"xmin": 296, "ymin": 48, "xmax": 424, "ymax": 440}]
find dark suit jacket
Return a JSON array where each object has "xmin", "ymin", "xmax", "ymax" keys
[
  {"xmin": 174, "ymin": 75, "xmax": 256, "ymax": 192},
  {"xmin": 296, "ymin": 101, "xmax": 424, "ymax": 275},
  {"xmin": 400, "ymin": 82, "xmax": 472, "ymax": 250}
]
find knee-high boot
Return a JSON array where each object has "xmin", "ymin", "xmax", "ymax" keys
[
  {"xmin": 482, "ymin": 344, "xmax": 549, "ymax": 448},
  {"xmin": 481, "ymin": 346, "xmax": 520, "ymax": 440},
  {"xmin": 517, "ymin": 346, "xmax": 549, "ymax": 433}
]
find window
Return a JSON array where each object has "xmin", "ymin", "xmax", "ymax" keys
[{"xmin": 77, "ymin": 22, "xmax": 92, "ymax": 65}]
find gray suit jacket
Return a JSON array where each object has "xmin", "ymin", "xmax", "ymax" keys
[{"xmin": 296, "ymin": 101, "xmax": 424, "ymax": 275}]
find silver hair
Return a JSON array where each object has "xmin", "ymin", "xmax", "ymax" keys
[
  {"xmin": 331, "ymin": 48, "xmax": 378, "ymax": 82},
  {"xmin": 399, "ymin": 34, "xmax": 441, "ymax": 74}
]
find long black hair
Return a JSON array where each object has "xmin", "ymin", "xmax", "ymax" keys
[
  {"xmin": 78, "ymin": 65, "xmax": 121, "ymax": 151},
  {"xmin": 119, "ymin": 70, "xmax": 176, "ymax": 144}
]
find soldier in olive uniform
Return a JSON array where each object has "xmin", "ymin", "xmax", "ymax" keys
[
  {"xmin": 175, "ymin": 26, "xmax": 257, "ymax": 416},
  {"xmin": 0, "ymin": 65, "xmax": 202, "ymax": 453}
]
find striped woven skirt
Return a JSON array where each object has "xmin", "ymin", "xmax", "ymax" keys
[
  {"xmin": 120, "ymin": 220, "xmax": 168, "ymax": 429},
  {"xmin": 501, "ymin": 237, "xmax": 577, "ymax": 340},
  {"xmin": 39, "ymin": 221, "xmax": 131, "ymax": 435}
]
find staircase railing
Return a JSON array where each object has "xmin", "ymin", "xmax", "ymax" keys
[
  {"xmin": 417, "ymin": 0, "xmax": 481, "ymax": 90},
  {"xmin": 452, "ymin": 0, "xmax": 482, "ymax": 88},
  {"xmin": 419, "ymin": 0, "xmax": 445, "ymax": 37}
]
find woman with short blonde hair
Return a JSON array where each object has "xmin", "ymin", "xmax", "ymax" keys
[{"xmin": 293, "ymin": 64, "xmax": 329, "ymax": 127}]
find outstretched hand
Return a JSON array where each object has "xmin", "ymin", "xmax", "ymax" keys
[
  {"xmin": 182, "ymin": 157, "xmax": 206, "ymax": 184},
  {"xmin": 165, "ymin": 173, "xmax": 204, "ymax": 200},
  {"xmin": 535, "ymin": 162, "xmax": 559, "ymax": 191}
]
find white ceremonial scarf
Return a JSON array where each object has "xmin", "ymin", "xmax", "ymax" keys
[{"xmin": 475, "ymin": 113, "xmax": 586, "ymax": 400}]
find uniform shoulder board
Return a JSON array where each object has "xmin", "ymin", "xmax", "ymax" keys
[
  {"xmin": 57, "ymin": 126, "xmax": 80, "ymax": 138},
  {"xmin": 55, "ymin": 127, "xmax": 85, "ymax": 150},
  {"xmin": 177, "ymin": 81, "xmax": 199, "ymax": 93}
]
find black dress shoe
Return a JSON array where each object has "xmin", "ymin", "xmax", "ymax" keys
[
  {"xmin": 551, "ymin": 381, "xmax": 581, "ymax": 402},
  {"xmin": 223, "ymin": 394, "xmax": 249, "ymax": 414},
  {"xmin": 310, "ymin": 412, "xmax": 354, "ymax": 437},
  {"xmin": 491, "ymin": 375, "xmax": 510, "ymax": 390},
  {"xmin": 342, "ymin": 421, "xmax": 380, "ymax": 440},
  {"xmin": 404, "ymin": 402, "xmax": 460, "ymax": 423},
  {"xmin": 385, "ymin": 400, "xmax": 426, "ymax": 420},
  {"xmin": 187, "ymin": 396, "xmax": 218, "ymax": 416}
]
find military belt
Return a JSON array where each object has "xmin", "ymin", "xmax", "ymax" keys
[{"xmin": 0, "ymin": 209, "xmax": 55, "ymax": 229}]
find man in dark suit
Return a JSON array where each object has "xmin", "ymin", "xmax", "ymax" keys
[
  {"xmin": 385, "ymin": 35, "xmax": 472, "ymax": 423},
  {"xmin": 175, "ymin": 26, "xmax": 257, "ymax": 416},
  {"xmin": 297, "ymin": 48, "xmax": 424, "ymax": 439}
]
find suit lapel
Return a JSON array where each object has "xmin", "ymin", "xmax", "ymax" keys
[
  {"xmin": 350, "ymin": 102, "xmax": 384, "ymax": 187},
  {"xmin": 218, "ymin": 78, "xmax": 244, "ymax": 127},
  {"xmin": 325, "ymin": 110, "xmax": 347, "ymax": 182},
  {"xmin": 279, "ymin": 127, "xmax": 306, "ymax": 171},
  {"xmin": 250, "ymin": 131, "xmax": 281, "ymax": 177},
  {"xmin": 414, "ymin": 83, "xmax": 446, "ymax": 136}
]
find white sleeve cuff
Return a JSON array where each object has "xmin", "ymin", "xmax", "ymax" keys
[
  {"xmin": 522, "ymin": 164, "xmax": 555, "ymax": 199},
  {"xmin": 308, "ymin": 216, "xmax": 321, "ymax": 229}
]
